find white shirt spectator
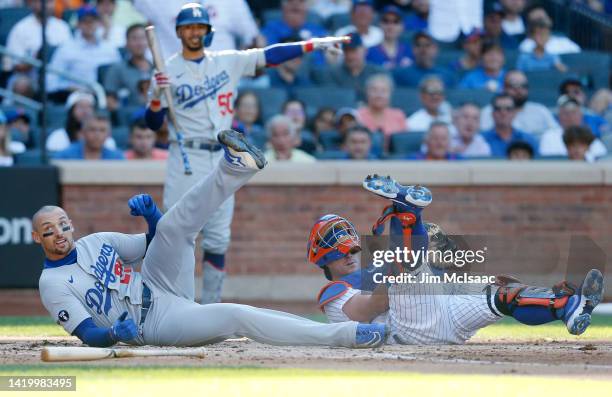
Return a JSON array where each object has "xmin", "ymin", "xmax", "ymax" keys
[
  {"xmin": 133, "ymin": 0, "xmax": 259, "ymax": 56},
  {"xmin": 407, "ymin": 103, "xmax": 453, "ymax": 132},
  {"xmin": 310, "ymin": 0, "xmax": 351, "ymax": 19},
  {"xmin": 335, "ymin": 25, "xmax": 383, "ymax": 48},
  {"xmin": 3, "ymin": 14, "xmax": 72, "ymax": 71},
  {"xmin": 0, "ymin": 0, "xmax": 24, "ymax": 8},
  {"xmin": 480, "ymin": 101, "xmax": 559, "ymax": 136},
  {"xmin": 46, "ymin": 35, "xmax": 121, "ymax": 92},
  {"xmin": 519, "ymin": 36, "xmax": 580, "ymax": 55},
  {"xmin": 428, "ymin": 0, "xmax": 483, "ymax": 42},
  {"xmin": 451, "ymin": 134, "xmax": 491, "ymax": 157},
  {"xmin": 502, "ymin": 17, "xmax": 525, "ymax": 35},
  {"xmin": 46, "ymin": 128, "xmax": 117, "ymax": 152},
  {"xmin": 539, "ymin": 127, "xmax": 607, "ymax": 161},
  {"xmin": 97, "ymin": 24, "xmax": 126, "ymax": 48}
]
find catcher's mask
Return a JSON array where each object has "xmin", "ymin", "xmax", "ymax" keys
[{"xmin": 307, "ymin": 214, "xmax": 361, "ymax": 267}]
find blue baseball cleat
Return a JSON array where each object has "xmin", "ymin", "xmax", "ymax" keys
[
  {"xmin": 354, "ymin": 323, "xmax": 387, "ymax": 348},
  {"xmin": 362, "ymin": 174, "xmax": 432, "ymax": 211},
  {"xmin": 564, "ymin": 269, "xmax": 604, "ymax": 335},
  {"xmin": 218, "ymin": 129, "xmax": 267, "ymax": 170}
]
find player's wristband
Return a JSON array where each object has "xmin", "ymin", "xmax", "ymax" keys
[{"xmin": 302, "ymin": 40, "xmax": 315, "ymax": 53}]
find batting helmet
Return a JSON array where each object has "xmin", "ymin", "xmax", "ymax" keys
[
  {"xmin": 307, "ymin": 214, "xmax": 361, "ymax": 268},
  {"xmin": 176, "ymin": 3, "xmax": 215, "ymax": 47}
]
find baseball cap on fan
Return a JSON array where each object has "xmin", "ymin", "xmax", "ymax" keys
[
  {"xmin": 66, "ymin": 91, "xmax": 96, "ymax": 109},
  {"xmin": 352, "ymin": 0, "xmax": 374, "ymax": 9},
  {"xmin": 77, "ymin": 5, "xmax": 99, "ymax": 21}
]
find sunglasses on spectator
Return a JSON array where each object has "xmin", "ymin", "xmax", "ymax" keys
[
  {"xmin": 381, "ymin": 17, "xmax": 401, "ymax": 24},
  {"xmin": 493, "ymin": 105, "xmax": 514, "ymax": 112},
  {"xmin": 506, "ymin": 82, "xmax": 528, "ymax": 89}
]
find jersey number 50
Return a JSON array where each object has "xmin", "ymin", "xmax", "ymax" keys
[{"xmin": 218, "ymin": 92, "xmax": 233, "ymax": 116}]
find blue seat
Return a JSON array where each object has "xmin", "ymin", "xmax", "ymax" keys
[
  {"xmin": 446, "ymin": 89, "xmax": 495, "ymax": 107},
  {"xmin": 0, "ymin": 7, "xmax": 30, "ymax": 46},
  {"xmin": 527, "ymin": 89, "xmax": 559, "ymax": 107},
  {"xmin": 391, "ymin": 88, "xmax": 421, "ymax": 115},
  {"xmin": 389, "ymin": 131, "xmax": 425, "ymax": 155},
  {"xmin": 293, "ymin": 87, "xmax": 357, "ymax": 114},
  {"xmin": 562, "ymin": 51, "xmax": 610, "ymax": 90},
  {"xmin": 15, "ymin": 149, "xmax": 44, "ymax": 165},
  {"xmin": 112, "ymin": 126, "xmax": 130, "ymax": 150},
  {"xmin": 315, "ymin": 150, "xmax": 347, "ymax": 160},
  {"xmin": 524, "ymin": 71, "xmax": 569, "ymax": 92},
  {"xmin": 318, "ymin": 130, "xmax": 342, "ymax": 151},
  {"xmin": 44, "ymin": 105, "xmax": 68, "ymax": 131},
  {"xmin": 242, "ymin": 87, "xmax": 288, "ymax": 123},
  {"xmin": 535, "ymin": 155, "xmax": 569, "ymax": 160}
]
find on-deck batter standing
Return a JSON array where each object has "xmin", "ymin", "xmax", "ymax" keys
[
  {"xmin": 37, "ymin": 130, "xmax": 387, "ymax": 349},
  {"xmin": 146, "ymin": 2, "xmax": 348, "ymax": 303},
  {"xmin": 308, "ymin": 174, "xmax": 605, "ymax": 344}
]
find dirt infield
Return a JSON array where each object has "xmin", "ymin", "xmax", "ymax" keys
[{"xmin": 2, "ymin": 336, "xmax": 611, "ymax": 378}]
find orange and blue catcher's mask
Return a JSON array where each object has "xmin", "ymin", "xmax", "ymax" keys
[{"xmin": 307, "ymin": 214, "xmax": 361, "ymax": 267}]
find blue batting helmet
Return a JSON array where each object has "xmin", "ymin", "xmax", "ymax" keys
[{"xmin": 175, "ymin": 3, "xmax": 215, "ymax": 47}]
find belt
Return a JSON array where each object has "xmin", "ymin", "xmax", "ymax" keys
[
  {"xmin": 182, "ymin": 140, "xmax": 222, "ymax": 151},
  {"xmin": 139, "ymin": 283, "xmax": 152, "ymax": 326}
]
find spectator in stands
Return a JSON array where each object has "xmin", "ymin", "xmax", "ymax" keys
[
  {"xmin": 124, "ymin": 118, "xmax": 168, "ymax": 160},
  {"xmin": 366, "ymin": 5, "xmax": 413, "ymax": 70},
  {"xmin": 0, "ymin": 110, "xmax": 25, "ymax": 166},
  {"xmin": 406, "ymin": 76, "xmax": 452, "ymax": 132},
  {"xmin": 393, "ymin": 31, "xmax": 455, "ymax": 88},
  {"xmin": 53, "ymin": 113, "xmax": 125, "ymax": 160},
  {"xmin": 3, "ymin": 0, "xmax": 72, "ymax": 73},
  {"xmin": 95, "ymin": 0, "xmax": 125, "ymax": 48},
  {"xmin": 449, "ymin": 29, "xmax": 483, "ymax": 76},
  {"xmin": 483, "ymin": 2, "xmax": 520, "ymax": 49},
  {"xmin": 262, "ymin": 0, "xmax": 327, "ymax": 45},
  {"xmin": 459, "ymin": 42, "xmax": 506, "ymax": 93},
  {"xmin": 47, "ymin": 5, "xmax": 121, "ymax": 100},
  {"xmin": 310, "ymin": 107, "xmax": 336, "ymax": 137},
  {"xmin": 232, "ymin": 91, "xmax": 266, "ymax": 149},
  {"xmin": 427, "ymin": 0, "xmax": 482, "ymax": 43},
  {"xmin": 264, "ymin": 115, "xmax": 316, "ymax": 163},
  {"xmin": 341, "ymin": 125, "xmax": 377, "ymax": 159},
  {"xmin": 0, "ymin": 1, "xmax": 25, "ymax": 7},
  {"xmin": 539, "ymin": 95, "xmax": 607, "ymax": 161},
  {"xmin": 46, "ymin": 91, "xmax": 117, "ymax": 152},
  {"xmin": 3, "ymin": 74, "xmax": 36, "ymax": 105},
  {"xmin": 516, "ymin": 20, "xmax": 567, "ymax": 73},
  {"xmin": 322, "ymin": 33, "xmax": 386, "ymax": 101},
  {"xmin": 559, "ymin": 77, "xmax": 609, "ymax": 137},
  {"xmin": 563, "ymin": 125, "xmax": 596, "ymax": 162},
  {"xmin": 311, "ymin": 0, "xmax": 351, "ymax": 19},
  {"xmin": 451, "ymin": 102, "xmax": 491, "ymax": 157},
  {"xmin": 104, "ymin": 24, "xmax": 153, "ymax": 111},
  {"xmin": 409, "ymin": 121, "xmax": 460, "ymax": 160},
  {"xmin": 481, "ymin": 93, "xmax": 538, "ymax": 157},
  {"xmin": 357, "ymin": 74, "xmax": 406, "ymax": 139},
  {"xmin": 404, "ymin": 0, "xmax": 429, "ymax": 31},
  {"xmin": 590, "ymin": 89, "xmax": 612, "ymax": 128},
  {"xmin": 5, "ymin": 109, "xmax": 33, "ymax": 148},
  {"xmin": 335, "ymin": 0, "xmax": 383, "ymax": 48},
  {"xmin": 506, "ymin": 141, "xmax": 534, "ymax": 160},
  {"xmin": 519, "ymin": 7, "xmax": 580, "ymax": 54},
  {"xmin": 500, "ymin": 0, "xmax": 526, "ymax": 37},
  {"xmin": 283, "ymin": 99, "xmax": 317, "ymax": 154},
  {"xmin": 480, "ymin": 70, "xmax": 559, "ymax": 135},
  {"xmin": 267, "ymin": 36, "xmax": 313, "ymax": 91}
]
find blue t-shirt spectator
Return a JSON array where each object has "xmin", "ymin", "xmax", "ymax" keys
[
  {"xmin": 583, "ymin": 113, "xmax": 608, "ymax": 138},
  {"xmin": 366, "ymin": 43, "xmax": 413, "ymax": 69},
  {"xmin": 481, "ymin": 128, "xmax": 538, "ymax": 157},
  {"xmin": 53, "ymin": 142, "xmax": 125, "ymax": 160},
  {"xmin": 459, "ymin": 67, "xmax": 506, "ymax": 92},
  {"xmin": 516, "ymin": 52, "xmax": 561, "ymax": 72},
  {"xmin": 404, "ymin": 13, "xmax": 428, "ymax": 31},
  {"xmin": 393, "ymin": 65, "xmax": 455, "ymax": 88}
]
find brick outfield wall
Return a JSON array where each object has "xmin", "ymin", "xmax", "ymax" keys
[{"xmin": 62, "ymin": 184, "xmax": 612, "ymax": 278}]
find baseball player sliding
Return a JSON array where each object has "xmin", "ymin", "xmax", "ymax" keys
[
  {"xmin": 35, "ymin": 130, "xmax": 387, "ymax": 348},
  {"xmin": 145, "ymin": 2, "xmax": 347, "ymax": 304},
  {"xmin": 309, "ymin": 174, "xmax": 605, "ymax": 344}
]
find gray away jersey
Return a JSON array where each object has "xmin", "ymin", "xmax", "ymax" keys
[{"xmin": 39, "ymin": 233, "xmax": 147, "ymax": 335}]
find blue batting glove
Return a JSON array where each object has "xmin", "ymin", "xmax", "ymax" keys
[
  {"xmin": 110, "ymin": 311, "xmax": 138, "ymax": 343},
  {"xmin": 128, "ymin": 194, "xmax": 158, "ymax": 219}
]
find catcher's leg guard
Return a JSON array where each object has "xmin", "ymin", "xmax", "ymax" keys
[{"xmin": 494, "ymin": 279, "xmax": 577, "ymax": 325}]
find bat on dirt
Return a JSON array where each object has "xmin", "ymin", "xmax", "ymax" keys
[
  {"xmin": 41, "ymin": 346, "xmax": 206, "ymax": 362},
  {"xmin": 145, "ymin": 25, "xmax": 193, "ymax": 175}
]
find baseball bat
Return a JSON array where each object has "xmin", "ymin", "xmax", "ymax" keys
[
  {"xmin": 41, "ymin": 346, "xmax": 206, "ymax": 362},
  {"xmin": 145, "ymin": 25, "xmax": 193, "ymax": 175}
]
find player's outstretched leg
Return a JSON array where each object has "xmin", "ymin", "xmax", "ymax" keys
[
  {"xmin": 144, "ymin": 297, "xmax": 388, "ymax": 348},
  {"xmin": 141, "ymin": 129, "xmax": 266, "ymax": 300},
  {"xmin": 492, "ymin": 269, "xmax": 604, "ymax": 336}
]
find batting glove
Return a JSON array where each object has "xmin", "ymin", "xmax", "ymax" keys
[
  {"xmin": 110, "ymin": 311, "xmax": 138, "ymax": 343},
  {"xmin": 128, "ymin": 194, "xmax": 159, "ymax": 219},
  {"xmin": 151, "ymin": 71, "xmax": 170, "ymax": 100},
  {"xmin": 310, "ymin": 36, "xmax": 350, "ymax": 57}
]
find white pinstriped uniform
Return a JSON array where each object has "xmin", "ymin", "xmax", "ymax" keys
[{"xmin": 323, "ymin": 288, "xmax": 388, "ymax": 324}]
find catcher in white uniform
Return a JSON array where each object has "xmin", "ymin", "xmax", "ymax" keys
[
  {"xmin": 146, "ymin": 2, "xmax": 347, "ymax": 303},
  {"xmin": 36, "ymin": 130, "xmax": 387, "ymax": 349},
  {"xmin": 308, "ymin": 174, "xmax": 605, "ymax": 344}
]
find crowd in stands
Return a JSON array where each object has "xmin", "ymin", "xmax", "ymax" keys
[{"xmin": 0, "ymin": 0, "xmax": 611, "ymax": 166}]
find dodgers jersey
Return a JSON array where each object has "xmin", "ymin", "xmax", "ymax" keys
[
  {"xmin": 39, "ymin": 233, "xmax": 146, "ymax": 337},
  {"xmin": 318, "ymin": 271, "xmax": 388, "ymax": 324},
  {"xmin": 157, "ymin": 49, "xmax": 265, "ymax": 141}
]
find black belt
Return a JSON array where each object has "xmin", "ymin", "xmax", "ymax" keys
[
  {"xmin": 140, "ymin": 283, "xmax": 152, "ymax": 326},
  {"xmin": 182, "ymin": 140, "xmax": 223, "ymax": 151}
]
